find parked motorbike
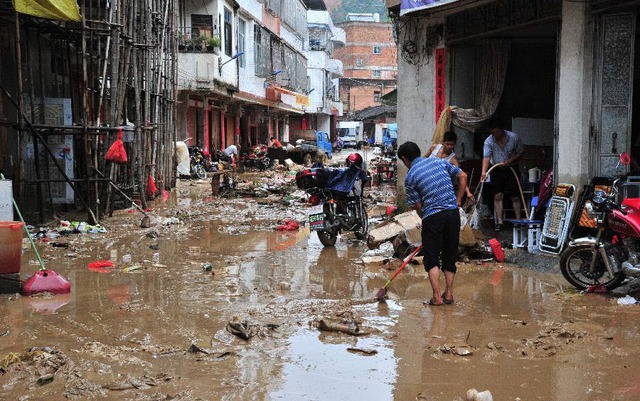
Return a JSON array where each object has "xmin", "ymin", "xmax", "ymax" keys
[
  {"xmin": 559, "ymin": 152, "xmax": 640, "ymax": 291},
  {"xmin": 295, "ymin": 153, "xmax": 369, "ymax": 247},
  {"xmin": 188, "ymin": 145, "xmax": 208, "ymax": 179},
  {"xmin": 241, "ymin": 145, "xmax": 270, "ymax": 171}
]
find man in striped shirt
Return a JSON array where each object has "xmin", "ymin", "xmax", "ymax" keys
[{"xmin": 398, "ymin": 141, "xmax": 468, "ymax": 306}]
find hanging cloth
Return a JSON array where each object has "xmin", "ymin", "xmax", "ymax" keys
[
  {"xmin": 450, "ymin": 41, "xmax": 510, "ymax": 132},
  {"xmin": 12, "ymin": 0, "xmax": 81, "ymax": 22}
]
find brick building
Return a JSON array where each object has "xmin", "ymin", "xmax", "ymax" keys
[{"xmin": 334, "ymin": 14, "xmax": 397, "ymax": 119}]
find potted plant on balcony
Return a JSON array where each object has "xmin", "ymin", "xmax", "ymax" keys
[{"xmin": 205, "ymin": 35, "xmax": 221, "ymax": 53}]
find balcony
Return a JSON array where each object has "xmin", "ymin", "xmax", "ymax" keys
[{"xmin": 177, "ymin": 27, "xmax": 221, "ymax": 54}]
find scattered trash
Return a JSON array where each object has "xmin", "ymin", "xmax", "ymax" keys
[
  {"xmin": 466, "ymin": 388, "xmax": 493, "ymax": 401},
  {"xmin": 202, "ymin": 263, "xmax": 213, "ymax": 272},
  {"xmin": 439, "ymin": 344, "xmax": 474, "ymax": 356},
  {"xmin": 51, "ymin": 242, "xmax": 69, "ymax": 248},
  {"xmin": 187, "ymin": 343, "xmax": 211, "ymax": 354},
  {"xmin": 317, "ymin": 317, "xmax": 360, "ymax": 336},
  {"xmin": 346, "ymin": 347, "xmax": 377, "ymax": 356},
  {"xmin": 122, "ymin": 265, "xmax": 143, "ymax": 273},
  {"xmin": 276, "ymin": 220, "xmax": 300, "ymax": 231},
  {"xmin": 617, "ymin": 295, "xmax": 637, "ymax": 306},
  {"xmin": 488, "ymin": 238, "xmax": 504, "ymax": 262},
  {"xmin": 226, "ymin": 318, "xmax": 252, "ymax": 340},
  {"xmin": 87, "ymin": 260, "xmax": 115, "ymax": 273},
  {"xmin": 587, "ymin": 285, "xmax": 608, "ymax": 294},
  {"xmin": 36, "ymin": 374, "xmax": 54, "ymax": 386}
]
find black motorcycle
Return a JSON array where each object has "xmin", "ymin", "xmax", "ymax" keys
[
  {"xmin": 295, "ymin": 164, "xmax": 369, "ymax": 247},
  {"xmin": 188, "ymin": 146, "xmax": 208, "ymax": 179}
]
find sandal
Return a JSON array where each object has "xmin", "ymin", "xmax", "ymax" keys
[
  {"xmin": 494, "ymin": 223, "xmax": 503, "ymax": 232},
  {"xmin": 442, "ymin": 293, "xmax": 454, "ymax": 305},
  {"xmin": 422, "ymin": 298, "xmax": 444, "ymax": 306}
]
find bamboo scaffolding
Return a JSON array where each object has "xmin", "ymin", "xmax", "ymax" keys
[{"xmin": 3, "ymin": 0, "xmax": 178, "ymax": 223}]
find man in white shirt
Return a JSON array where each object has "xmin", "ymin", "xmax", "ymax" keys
[{"xmin": 223, "ymin": 144, "xmax": 239, "ymax": 167}]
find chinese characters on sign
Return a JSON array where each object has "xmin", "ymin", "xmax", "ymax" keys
[{"xmin": 435, "ymin": 47, "xmax": 445, "ymax": 123}]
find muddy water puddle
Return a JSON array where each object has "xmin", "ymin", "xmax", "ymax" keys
[{"xmin": 2, "ymin": 183, "xmax": 640, "ymax": 399}]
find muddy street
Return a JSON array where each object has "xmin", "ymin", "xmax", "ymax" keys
[{"xmin": 2, "ymin": 177, "xmax": 640, "ymax": 401}]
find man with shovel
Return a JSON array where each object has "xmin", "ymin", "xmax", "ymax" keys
[{"xmin": 398, "ymin": 141, "xmax": 467, "ymax": 306}]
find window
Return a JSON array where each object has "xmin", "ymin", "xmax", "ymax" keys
[
  {"xmin": 356, "ymin": 58, "xmax": 363, "ymax": 67},
  {"xmin": 373, "ymin": 46, "xmax": 381, "ymax": 54},
  {"xmin": 374, "ymin": 91, "xmax": 381, "ymax": 102},
  {"xmin": 191, "ymin": 14, "xmax": 214, "ymax": 38},
  {"xmin": 237, "ymin": 19, "xmax": 246, "ymax": 68},
  {"xmin": 254, "ymin": 26, "xmax": 261, "ymax": 75},
  {"xmin": 224, "ymin": 8, "xmax": 232, "ymax": 57},
  {"xmin": 372, "ymin": 70, "xmax": 381, "ymax": 78}
]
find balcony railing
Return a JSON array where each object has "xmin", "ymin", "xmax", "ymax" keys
[{"xmin": 176, "ymin": 27, "xmax": 221, "ymax": 53}]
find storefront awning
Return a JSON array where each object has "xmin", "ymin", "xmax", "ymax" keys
[{"xmin": 400, "ymin": 0, "xmax": 460, "ymax": 16}]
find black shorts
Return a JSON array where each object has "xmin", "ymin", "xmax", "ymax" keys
[
  {"xmin": 490, "ymin": 165, "xmax": 520, "ymax": 196},
  {"xmin": 421, "ymin": 209, "xmax": 460, "ymax": 273}
]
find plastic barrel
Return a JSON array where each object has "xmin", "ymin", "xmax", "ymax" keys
[{"xmin": 0, "ymin": 221, "xmax": 24, "ymax": 274}]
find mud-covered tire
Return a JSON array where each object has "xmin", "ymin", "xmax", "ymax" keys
[
  {"xmin": 194, "ymin": 164, "xmax": 207, "ymax": 180},
  {"xmin": 317, "ymin": 230, "xmax": 337, "ymax": 247},
  {"xmin": 559, "ymin": 245, "xmax": 625, "ymax": 291},
  {"xmin": 354, "ymin": 208, "xmax": 369, "ymax": 240}
]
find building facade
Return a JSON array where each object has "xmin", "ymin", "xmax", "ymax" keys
[
  {"xmin": 387, "ymin": 0, "xmax": 640, "ymax": 192},
  {"xmin": 334, "ymin": 14, "xmax": 397, "ymax": 119},
  {"xmin": 177, "ymin": 0, "xmax": 343, "ymax": 155}
]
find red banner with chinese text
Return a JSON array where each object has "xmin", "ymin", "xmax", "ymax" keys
[{"xmin": 435, "ymin": 48, "xmax": 445, "ymax": 123}]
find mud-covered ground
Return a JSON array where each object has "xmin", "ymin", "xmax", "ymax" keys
[{"xmin": 2, "ymin": 168, "xmax": 640, "ymax": 401}]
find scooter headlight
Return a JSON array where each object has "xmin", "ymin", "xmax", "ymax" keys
[{"xmin": 592, "ymin": 190, "xmax": 607, "ymax": 205}]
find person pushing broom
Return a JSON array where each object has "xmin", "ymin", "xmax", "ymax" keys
[{"xmin": 397, "ymin": 141, "xmax": 467, "ymax": 306}]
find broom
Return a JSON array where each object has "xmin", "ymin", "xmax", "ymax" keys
[
  {"xmin": 4, "ymin": 177, "xmax": 71, "ymax": 295},
  {"xmin": 375, "ymin": 245, "xmax": 423, "ymax": 302}
]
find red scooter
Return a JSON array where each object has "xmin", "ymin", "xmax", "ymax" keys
[{"xmin": 560, "ymin": 153, "xmax": 640, "ymax": 291}]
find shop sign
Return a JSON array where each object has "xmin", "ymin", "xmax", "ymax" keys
[{"xmin": 401, "ymin": 0, "xmax": 459, "ymax": 16}]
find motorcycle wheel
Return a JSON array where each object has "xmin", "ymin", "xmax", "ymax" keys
[
  {"xmin": 317, "ymin": 230, "xmax": 337, "ymax": 247},
  {"xmin": 354, "ymin": 208, "xmax": 369, "ymax": 240},
  {"xmin": 559, "ymin": 245, "xmax": 625, "ymax": 291},
  {"xmin": 193, "ymin": 164, "xmax": 207, "ymax": 180}
]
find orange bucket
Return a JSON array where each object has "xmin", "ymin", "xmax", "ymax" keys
[{"xmin": 0, "ymin": 221, "xmax": 24, "ymax": 274}]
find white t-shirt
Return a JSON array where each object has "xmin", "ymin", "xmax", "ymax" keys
[{"xmin": 223, "ymin": 145, "xmax": 238, "ymax": 157}]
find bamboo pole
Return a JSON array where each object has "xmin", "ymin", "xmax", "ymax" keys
[
  {"xmin": 14, "ymin": 12, "xmax": 24, "ymax": 208},
  {"xmin": 25, "ymin": 31, "xmax": 44, "ymax": 222}
]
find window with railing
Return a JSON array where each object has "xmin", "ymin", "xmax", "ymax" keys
[
  {"xmin": 374, "ymin": 91, "xmax": 381, "ymax": 102},
  {"xmin": 373, "ymin": 46, "xmax": 382, "ymax": 54},
  {"xmin": 254, "ymin": 25, "xmax": 271, "ymax": 77},
  {"xmin": 372, "ymin": 70, "xmax": 381, "ymax": 78}
]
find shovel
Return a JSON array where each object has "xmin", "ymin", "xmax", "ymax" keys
[{"xmin": 375, "ymin": 244, "xmax": 422, "ymax": 302}]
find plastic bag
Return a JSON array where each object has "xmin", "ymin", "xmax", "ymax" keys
[
  {"xmin": 147, "ymin": 174, "xmax": 158, "ymax": 197},
  {"xmin": 105, "ymin": 128, "xmax": 128, "ymax": 164}
]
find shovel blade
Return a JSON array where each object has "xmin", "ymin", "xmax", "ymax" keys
[{"xmin": 22, "ymin": 269, "xmax": 71, "ymax": 295}]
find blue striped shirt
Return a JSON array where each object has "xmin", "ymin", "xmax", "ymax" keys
[{"xmin": 405, "ymin": 157, "xmax": 461, "ymax": 219}]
